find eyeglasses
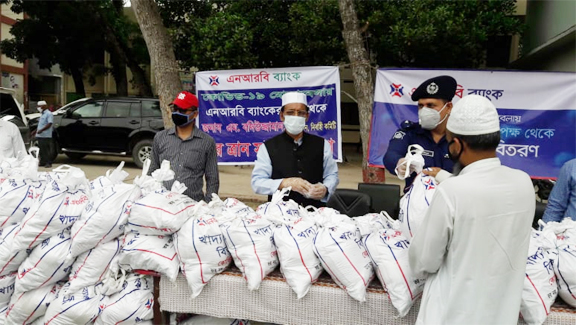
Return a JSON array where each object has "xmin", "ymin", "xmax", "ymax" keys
[
  {"xmin": 171, "ymin": 105, "xmax": 197, "ymax": 114},
  {"xmin": 283, "ymin": 109, "xmax": 308, "ymax": 117}
]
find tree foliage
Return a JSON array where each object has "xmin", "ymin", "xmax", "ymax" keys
[{"xmin": 158, "ymin": 0, "xmax": 523, "ymax": 70}]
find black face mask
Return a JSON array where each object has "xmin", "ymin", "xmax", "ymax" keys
[
  {"xmin": 171, "ymin": 112, "xmax": 194, "ymax": 126},
  {"xmin": 448, "ymin": 139, "xmax": 463, "ymax": 163}
]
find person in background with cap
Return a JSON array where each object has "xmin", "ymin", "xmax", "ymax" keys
[
  {"xmin": 409, "ymin": 95, "xmax": 535, "ymax": 324},
  {"xmin": 35, "ymin": 100, "xmax": 55, "ymax": 168},
  {"xmin": 383, "ymin": 75, "xmax": 457, "ymax": 190},
  {"xmin": 251, "ymin": 91, "xmax": 339, "ymax": 208},
  {"xmin": 149, "ymin": 91, "xmax": 219, "ymax": 202}
]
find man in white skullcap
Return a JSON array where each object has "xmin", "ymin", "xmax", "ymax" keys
[
  {"xmin": 35, "ymin": 100, "xmax": 56, "ymax": 168},
  {"xmin": 251, "ymin": 91, "xmax": 339, "ymax": 207},
  {"xmin": 409, "ymin": 95, "xmax": 535, "ymax": 324}
]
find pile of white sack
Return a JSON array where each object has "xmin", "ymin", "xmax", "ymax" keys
[{"xmin": 2, "ymin": 146, "xmax": 573, "ymax": 323}]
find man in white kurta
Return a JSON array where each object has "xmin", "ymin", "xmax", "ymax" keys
[{"xmin": 409, "ymin": 95, "xmax": 535, "ymax": 325}]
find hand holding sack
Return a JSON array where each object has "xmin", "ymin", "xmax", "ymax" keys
[{"xmin": 394, "ymin": 145, "xmax": 425, "ymax": 180}]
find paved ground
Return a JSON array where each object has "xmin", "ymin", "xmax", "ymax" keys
[{"xmin": 43, "ymin": 146, "xmax": 404, "ymax": 203}]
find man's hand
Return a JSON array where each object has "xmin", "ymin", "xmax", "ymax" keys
[
  {"xmin": 280, "ymin": 177, "xmax": 312, "ymax": 195},
  {"xmin": 422, "ymin": 167, "xmax": 441, "ymax": 178},
  {"xmin": 308, "ymin": 183, "xmax": 327, "ymax": 200}
]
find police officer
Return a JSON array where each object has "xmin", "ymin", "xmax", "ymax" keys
[{"xmin": 383, "ymin": 75, "xmax": 457, "ymax": 190}]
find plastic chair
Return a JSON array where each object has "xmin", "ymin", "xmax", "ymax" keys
[
  {"xmin": 327, "ymin": 189, "xmax": 371, "ymax": 217},
  {"xmin": 357, "ymin": 183, "xmax": 401, "ymax": 219}
]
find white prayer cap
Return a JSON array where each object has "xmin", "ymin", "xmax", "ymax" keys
[
  {"xmin": 447, "ymin": 95, "xmax": 500, "ymax": 135},
  {"xmin": 281, "ymin": 92, "xmax": 307, "ymax": 107},
  {"xmin": 37, "ymin": 100, "xmax": 47, "ymax": 106}
]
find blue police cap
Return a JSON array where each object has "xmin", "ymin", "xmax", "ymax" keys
[{"xmin": 411, "ymin": 75, "xmax": 457, "ymax": 102}]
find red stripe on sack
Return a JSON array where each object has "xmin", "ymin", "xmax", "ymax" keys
[
  {"xmin": 526, "ymin": 273, "xmax": 549, "ymax": 315},
  {"xmin": 134, "ymin": 203, "xmax": 196, "ymax": 215},
  {"xmin": 388, "ymin": 245, "xmax": 414, "ymax": 300}
]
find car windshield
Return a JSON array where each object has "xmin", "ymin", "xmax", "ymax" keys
[{"xmin": 0, "ymin": 93, "xmax": 21, "ymax": 117}]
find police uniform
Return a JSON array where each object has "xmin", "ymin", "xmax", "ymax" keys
[{"xmin": 383, "ymin": 75, "xmax": 457, "ymax": 190}]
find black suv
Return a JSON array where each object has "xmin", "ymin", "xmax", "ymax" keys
[{"xmin": 53, "ymin": 97, "xmax": 164, "ymax": 168}]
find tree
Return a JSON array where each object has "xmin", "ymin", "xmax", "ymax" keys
[
  {"xmin": 1, "ymin": 0, "xmax": 106, "ymax": 97},
  {"xmin": 131, "ymin": 0, "xmax": 182, "ymax": 128},
  {"xmin": 338, "ymin": 0, "xmax": 379, "ymax": 182}
]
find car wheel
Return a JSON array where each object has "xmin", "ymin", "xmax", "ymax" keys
[{"xmin": 132, "ymin": 139, "xmax": 153, "ymax": 169}]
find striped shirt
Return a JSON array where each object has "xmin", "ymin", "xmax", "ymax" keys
[{"xmin": 149, "ymin": 127, "xmax": 219, "ymax": 202}]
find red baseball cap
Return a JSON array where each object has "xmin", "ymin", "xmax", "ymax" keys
[{"xmin": 172, "ymin": 91, "xmax": 199, "ymax": 109}]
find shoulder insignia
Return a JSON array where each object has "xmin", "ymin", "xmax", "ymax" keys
[
  {"xmin": 400, "ymin": 120, "xmax": 416, "ymax": 130},
  {"xmin": 393, "ymin": 131, "xmax": 406, "ymax": 140}
]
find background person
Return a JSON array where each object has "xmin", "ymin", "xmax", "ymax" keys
[
  {"xmin": 149, "ymin": 91, "xmax": 219, "ymax": 202},
  {"xmin": 35, "ymin": 100, "xmax": 55, "ymax": 168},
  {"xmin": 542, "ymin": 158, "xmax": 576, "ymax": 222},
  {"xmin": 251, "ymin": 91, "xmax": 339, "ymax": 208},
  {"xmin": 0, "ymin": 119, "xmax": 27, "ymax": 161}
]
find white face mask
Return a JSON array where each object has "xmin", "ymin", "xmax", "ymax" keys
[
  {"xmin": 283, "ymin": 115, "xmax": 306, "ymax": 135},
  {"xmin": 37, "ymin": 107, "xmax": 43, "ymax": 113},
  {"xmin": 418, "ymin": 102, "xmax": 449, "ymax": 130}
]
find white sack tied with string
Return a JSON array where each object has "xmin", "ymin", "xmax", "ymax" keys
[
  {"xmin": 174, "ymin": 201, "xmax": 232, "ymax": 299},
  {"xmin": 362, "ymin": 212, "xmax": 426, "ymax": 317},
  {"xmin": 15, "ymin": 228, "xmax": 74, "ymax": 295},
  {"xmin": 5, "ymin": 282, "xmax": 62, "ymax": 324},
  {"xmin": 67, "ymin": 237, "xmax": 122, "ymax": 293},
  {"xmin": 133, "ymin": 159, "xmax": 174, "ymax": 196},
  {"xmin": 118, "ymin": 232, "xmax": 180, "ymax": 282},
  {"xmin": 68, "ymin": 181, "xmax": 141, "ymax": 259},
  {"xmin": 263, "ymin": 189, "xmax": 322, "ymax": 299},
  {"xmin": 89, "ymin": 161, "xmax": 130, "ymax": 195},
  {"xmin": 95, "ymin": 273, "xmax": 154, "ymax": 325},
  {"xmin": 42, "ymin": 282, "xmax": 105, "ymax": 325},
  {"xmin": 520, "ymin": 229, "xmax": 558, "ymax": 325},
  {"xmin": 0, "ymin": 224, "xmax": 28, "ymax": 276},
  {"xmin": 220, "ymin": 209, "xmax": 278, "ymax": 291},
  {"xmin": 11, "ymin": 165, "xmax": 90, "ymax": 252},
  {"xmin": 128, "ymin": 181, "xmax": 198, "ymax": 235},
  {"xmin": 398, "ymin": 172, "xmax": 437, "ymax": 240},
  {"xmin": 312, "ymin": 209, "xmax": 374, "ymax": 302},
  {"xmin": 543, "ymin": 218, "xmax": 576, "ymax": 308}
]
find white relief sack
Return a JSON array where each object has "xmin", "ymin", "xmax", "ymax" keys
[
  {"xmin": 546, "ymin": 218, "xmax": 576, "ymax": 308},
  {"xmin": 118, "ymin": 232, "xmax": 179, "ymax": 282},
  {"xmin": 11, "ymin": 170, "xmax": 90, "ymax": 252},
  {"xmin": 15, "ymin": 228, "xmax": 74, "ymax": 295},
  {"xmin": 0, "ymin": 224, "xmax": 28, "ymax": 276},
  {"xmin": 6, "ymin": 282, "xmax": 62, "ymax": 324},
  {"xmin": 221, "ymin": 211, "xmax": 278, "ymax": 291},
  {"xmin": 0, "ymin": 272, "xmax": 16, "ymax": 309},
  {"xmin": 0, "ymin": 178, "xmax": 44, "ymax": 230},
  {"xmin": 89, "ymin": 161, "xmax": 130, "ymax": 195},
  {"xmin": 67, "ymin": 238, "xmax": 122, "ymax": 293},
  {"xmin": 95, "ymin": 273, "xmax": 154, "ymax": 325},
  {"xmin": 520, "ymin": 230, "xmax": 558, "ymax": 325},
  {"xmin": 398, "ymin": 173, "xmax": 437, "ymax": 240},
  {"xmin": 312, "ymin": 215, "xmax": 374, "ymax": 302},
  {"xmin": 363, "ymin": 226, "xmax": 426, "ymax": 317},
  {"xmin": 127, "ymin": 185, "xmax": 198, "ymax": 235},
  {"xmin": 174, "ymin": 206, "xmax": 231, "ymax": 298},
  {"xmin": 69, "ymin": 183, "xmax": 141, "ymax": 258},
  {"xmin": 42, "ymin": 283, "xmax": 104, "ymax": 325}
]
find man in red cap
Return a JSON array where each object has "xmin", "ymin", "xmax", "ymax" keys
[{"xmin": 148, "ymin": 91, "xmax": 219, "ymax": 201}]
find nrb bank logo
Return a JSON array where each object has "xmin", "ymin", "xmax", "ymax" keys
[
  {"xmin": 209, "ymin": 76, "xmax": 219, "ymax": 86},
  {"xmin": 389, "ymin": 83, "xmax": 404, "ymax": 97}
]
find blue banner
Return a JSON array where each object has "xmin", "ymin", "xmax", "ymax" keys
[{"xmin": 196, "ymin": 67, "xmax": 342, "ymax": 164}]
